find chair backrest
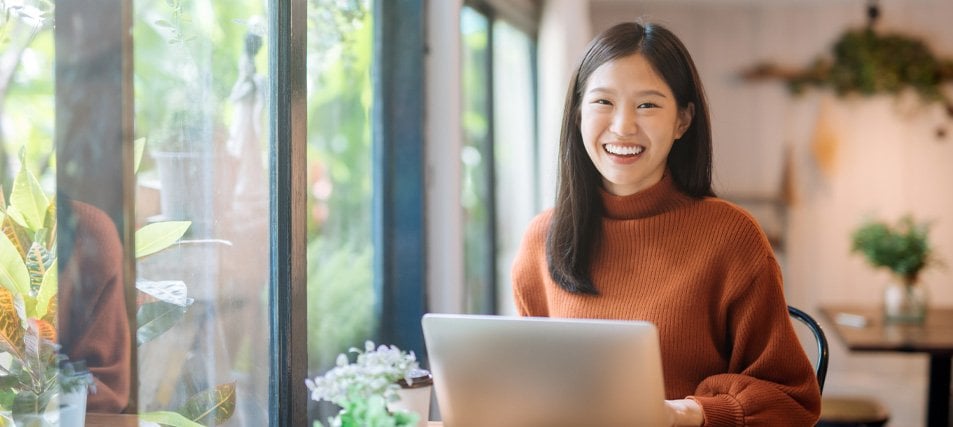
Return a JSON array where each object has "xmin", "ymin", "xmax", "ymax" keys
[{"xmin": 788, "ymin": 305, "xmax": 829, "ymax": 394}]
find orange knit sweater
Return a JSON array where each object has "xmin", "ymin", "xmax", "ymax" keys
[{"xmin": 511, "ymin": 174, "xmax": 821, "ymax": 426}]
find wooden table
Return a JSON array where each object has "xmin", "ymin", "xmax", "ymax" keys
[
  {"xmin": 820, "ymin": 305, "xmax": 953, "ymax": 427},
  {"xmin": 85, "ymin": 414, "xmax": 445, "ymax": 426}
]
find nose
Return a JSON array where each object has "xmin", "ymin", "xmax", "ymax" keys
[{"xmin": 609, "ymin": 103, "xmax": 638, "ymax": 137}]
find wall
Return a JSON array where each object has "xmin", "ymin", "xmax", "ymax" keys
[{"xmin": 585, "ymin": 0, "xmax": 953, "ymax": 425}]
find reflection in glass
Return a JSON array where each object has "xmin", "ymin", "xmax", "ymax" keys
[{"xmin": 134, "ymin": 1, "xmax": 270, "ymax": 424}]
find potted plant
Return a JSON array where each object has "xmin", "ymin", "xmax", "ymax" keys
[
  {"xmin": 1, "ymin": 149, "xmax": 237, "ymax": 426},
  {"xmin": 305, "ymin": 341, "xmax": 432, "ymax": 427},
  {"xmin": 851, "ymin": 215, "xmax": 936, "ymax": 323}
]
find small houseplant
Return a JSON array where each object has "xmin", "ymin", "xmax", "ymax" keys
[
  {"xmin": 851, "ymin": 215, "xmax": 936, "ymax": 323},
  {"xmin": 1, "ymin": 147, "xmax": 237, "ymax": 426},
  {"xmin": 305, "ymin": 341, "xmax": 431, "ymax": 427}
]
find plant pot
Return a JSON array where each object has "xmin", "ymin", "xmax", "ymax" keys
[
  {"xmin": 58, "ymin": 388, "xmax": 87, "ymax": 427},
  {"xmin": 388, "ymin": 369, "xmax": 433, "ymax": 427},
  {"xmin": 883, "ymin": 280, "xmax": 927, "ymax": 324},
  {"xmin": 152, "ymin": 151, "xmax": 233, "ymax": 239}
]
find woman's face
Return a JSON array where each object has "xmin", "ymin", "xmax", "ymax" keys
[{"xmin": 580, "ymin": 53, "xmax": 693, "ymax": 196}]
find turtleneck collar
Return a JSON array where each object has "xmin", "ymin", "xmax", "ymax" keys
[{"xmin": 599, "ymin": 172, "xmax": 694, "ymax": 220}]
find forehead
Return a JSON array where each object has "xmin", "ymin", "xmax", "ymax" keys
[{"xmin": 584, "ymin": 53, "xmax": 672, "ymax": 95}]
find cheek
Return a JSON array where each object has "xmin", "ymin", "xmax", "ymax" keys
[{"xmin": 579, "ymin": 110, "xmax": 603, "ymax": 143}]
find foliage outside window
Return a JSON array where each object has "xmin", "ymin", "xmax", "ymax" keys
[
  {"xmin": 305, "ymin": 0, "xmax": 375, "ymax": 379},
  {"xmin": 460, "ymin": 6, "xmax": 494, "ymax": 315}
]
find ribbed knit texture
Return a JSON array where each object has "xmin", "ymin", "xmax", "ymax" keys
[
  {"xmin": 59, "ymin": 201, "xmax": 131, "ymax": 412},
  {"xmin": 511, "ymin": 174, "xmax": 821, "ymax": 426}
]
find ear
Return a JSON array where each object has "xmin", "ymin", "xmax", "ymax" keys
[{"xmin": 675, "ymin": 103, "xmax": 695, "ymax": 139}]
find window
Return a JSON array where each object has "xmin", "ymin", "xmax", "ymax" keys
[
  {"xmin": 0, "ymin": 0, "xmax": 532, "ymax": 424},
  {"xmin": 132, "ymin": 0, "xmax": 272, "ymax": 423},
  {"xmin": 460, "ymin": 3, "xmax": 538, "ymax": 315},
  {"xmin": 304, "ymin": 0, "xmax": 376, "ymax": 422}
]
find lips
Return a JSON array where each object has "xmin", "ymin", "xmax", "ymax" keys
[{"xmin": 603, "ymin": 143, "xmax": 644, "ymax": 157}]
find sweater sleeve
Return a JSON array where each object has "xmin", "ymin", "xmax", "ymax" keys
[
  {"xmin": 690, "ymin": 256, "xmax": 821, "ymax": 427},
  {"xmin": 61, "ymin": 201, "xmax": 131, "ymax": 413},
  {"xmin": 510, "ymin": 211, "xmax": 552, "ymax": 317}
]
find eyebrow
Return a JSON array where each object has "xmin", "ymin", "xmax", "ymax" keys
[{"xmin": 586, "ymin": 87, "xmax": 669, "ymax": 98}]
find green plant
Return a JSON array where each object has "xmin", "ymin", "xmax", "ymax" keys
[
  {"xmin": 306, "ymin": 341, "xmax": 421, "ymax": 427},
  {"xmin": 742, "ymin": 28, "xmax": 953, "ymax": 138},
  {"xmin": 850, "ymin": 215, "xmax": 934, "ymax": 285},
  {"xmin": 0, "ymin": 149, "xmax": 235, "ymax": 426}
]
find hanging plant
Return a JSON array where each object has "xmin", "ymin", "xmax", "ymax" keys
[{"xmin": 742, "ymin": 28, "xmax": 953, "ymax": 138}]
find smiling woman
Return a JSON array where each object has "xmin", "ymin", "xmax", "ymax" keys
[{"xmin": 511, "ymin": 21, "xmax": 821, "ymax": 427}]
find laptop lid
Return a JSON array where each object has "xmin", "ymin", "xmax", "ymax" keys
[{"xmin": 422, "ymin": 314, "xmax": 668, "ymax": 427}]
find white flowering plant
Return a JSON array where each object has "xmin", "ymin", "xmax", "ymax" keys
[{"xmin": 306, "ymin": 341, "xmax": 421, "ymax": 427}]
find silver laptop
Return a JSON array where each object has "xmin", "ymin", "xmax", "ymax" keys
[{"xmin": 422, "ymin": 314, "xmax": 668, "ymax": 427}]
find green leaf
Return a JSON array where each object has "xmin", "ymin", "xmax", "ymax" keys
[
  {"xmin": 135, "ymin": 221, "xmax": 191, "ymax": 258},
  {"xmin": 0, "ymin": 288, "xmax": 24, "ymax": 359},
  {"xmin": 138, "ymin": 411, "xmax": 205, "ymax": 427},
  {"xmin": 34, "ymin": 260, "xmax": 56, "ymax": 319},
  {"xmin": 9, "ymin": 150, "xmax": 50, "ymax": 232},
  {"xmin": 25, "ymin": 237, "xmax": 52, "ymax": 291},
  {"xmin": 134, "ymin": 137, "xmax": 146, "ymax": 174},
  {"xmin": 136, "ymin": 301, "xmax": 187, "ymax": 346},
  {"xmin": 176, "ymin": 382, "xmax": 237, "ymax": 425},
  {"xmin": 154, "ymin": 20, "xmax": 174, "ymax": 29},
  {"xmin": 1, "ymin": 213, "xmax": 31, "ymax": 260},
  {"xmin": 0, "ymin": 232, "xmax": 30, "ymax": 296}
]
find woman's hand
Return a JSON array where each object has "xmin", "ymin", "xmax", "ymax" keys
[{"xmin": 665, "ymin": 399, "xmax": 704, "ymax": 426}]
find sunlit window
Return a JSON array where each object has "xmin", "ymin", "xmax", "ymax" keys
[
  {"xmin": 305, "ymin": 0, "xmax": 376, "ymax": 423},
  {"xmin": 461, "ymin": 5, "xmax": 537, "ymax": 315},
  {"xmin": 133, "ymin": 0, "xmax": 271, "ymax": 424}
]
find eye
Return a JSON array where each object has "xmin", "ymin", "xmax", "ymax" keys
[
  {"xmin": 637, "ymin": 102, "xmax": 659, "ymax": 109},
  {"xmin": 591, "ymin": 98, "xmax": 612, "ymax": 106}
]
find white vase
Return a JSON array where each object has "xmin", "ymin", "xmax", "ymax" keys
[
  {"xmin": 387, "ymin": 369, "xmax": 433, "ymax": 427},
  {"xmin": 58, "ymin": 388, "xmax": 87, "ymax": 427},
  {"xmin": 883, "ymin": 280, "xmax": 927, "ymax": 324}
]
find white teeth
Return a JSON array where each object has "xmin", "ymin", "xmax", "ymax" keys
[{"xmin": 604, "ymin": 144, "xmax": 644, "ymax": 156}]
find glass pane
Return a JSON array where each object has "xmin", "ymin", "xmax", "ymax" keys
[
  {"xmin": 304, "ymin": 0, "xmax": 376, "ymax": 423},
  {"xmin": 0, "ymin": 1, "xmax": 58, "ymax": 424},
  {"xmin": 460, "ymin": 6, "xmax": 493, "ymax": 314},
  {"xmin": 491, "ymin": 20, "xmax": 536, "ymax": 316},
  {"xmin": 133, "ymin": 1, "xmax": 271, "ymax": 424}
]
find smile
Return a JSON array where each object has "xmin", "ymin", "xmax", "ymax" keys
[{"xmin": 604, "ymin": 143, "xmax": 644, "ymax": 157}]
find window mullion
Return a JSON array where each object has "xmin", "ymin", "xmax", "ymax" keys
[{"xmin": 269, "ymin": 0, "xmax": 309, "ymax": 424}]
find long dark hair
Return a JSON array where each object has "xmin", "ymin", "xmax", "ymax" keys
[{"xmin": 546, "ymin": 21, "xmax": 714, "ymax": 294}]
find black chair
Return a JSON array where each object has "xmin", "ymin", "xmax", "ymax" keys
[
  {"xmin": 787, "ymin": 306, "xmax": 890, "ymax": 427},
  {"xmin": 789, "ymin": 305, "xmax": 829, "ymax": 393}
]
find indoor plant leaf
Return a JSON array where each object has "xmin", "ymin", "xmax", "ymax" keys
[
  {"xmin": 138, "ymin": 411, "xmax": 205, "ymax": 427},
  {"xmin": 135, "ymin": 221, "xmax": 191, "ymax": 259},
  {"xmin": 1, "ymin": 214, "xmax": 31, "ymax": 260},
  {"xmin": 176, "ymin": 382, "xmax": 237, "ymax": 425},
  {"xmin": 24, "ymin": 237, "xmax": 52, "ymax": 292},
  {"xmin": 7, "ymin": 150, "xmax": 49, "ymax": 232},
  {"xmin": 0, "ymin": 232, "xmax": 30, "ymax": 297},
  {"xmin": 136, "ymin": 301, "xmax": 187, "ymax": 346},
  {"xmin": 33, "ymin": 260, "xmax": 56, "ymax": 319},
  {"xmin": 0, "ymin": 288, "xmax": 24, "ymax": 359},
  {"xmin": 134, "ymin": 137, "xmax": 146, "ymax": 174},
  {"xmin": 41, "ymin": 201, "xmax": 56, "ymax": 249}
]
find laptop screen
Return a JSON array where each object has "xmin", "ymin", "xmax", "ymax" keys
[{"xmin": 422, "ymin": 314, "xmax": 669, "ymax": 427}]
